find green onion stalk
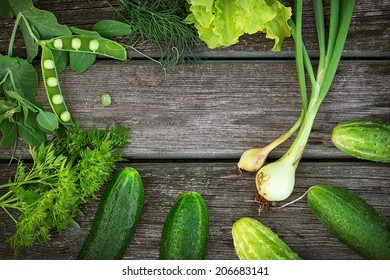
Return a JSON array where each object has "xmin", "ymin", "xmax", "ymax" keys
[{"xmin": 238, "ymin": 0, "xmax": 356, "ymax": 202}]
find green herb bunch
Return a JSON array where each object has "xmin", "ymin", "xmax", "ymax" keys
[
  {"xmin": 0, "ymin": 123, "xmax": 130, "ymax": 251},
  {"xmin": 104, "ymin": 0, "xmax": 198, "ymax": 69}
]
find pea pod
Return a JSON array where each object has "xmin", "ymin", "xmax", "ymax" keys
[
  {"xmin": 45, "ymin": 35, "xmax": 127, "ymax": 61},
  {"xmin": 41, "ymin": 45, "xmax": 73, "ymax": 126}
]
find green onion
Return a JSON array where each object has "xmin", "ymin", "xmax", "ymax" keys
[{"xmin": 239, "ymin": 0, "xmax": 356, "ymax": 202}]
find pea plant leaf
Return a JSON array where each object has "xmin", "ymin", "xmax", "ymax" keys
[
  {"xmin": 18, "ymin": 122, "xmax": 45, "ymax": 146},
  {"xmin": 0, "ymin": 54, "xmax": 19, "ymax": 78},
  {"xmin": 19, "ymin": 17, "xmax": 39, "ymax": 62},
  {"xmin": 0, "ymin": 99, "xmax": 21, "ymax": 123},
  {"xmin": 36, "ymin": 111, "xmax": 59, "ymax": 132},
  {"xmin": 69, "ymin": 52, "xmax": 96, "ymax": 73},
  {"xmin": 0, "ymin": 120, "xmax": 18, "ymax": 147},
  {"xmin": 70, "ymin": 26, "xmax": 101, "ymax": 39},
  {"xmin": 8, "ymin": 0, "xmax": 33, "ymax": 13},
  {"xmin": 23, "ymin": 7, "xmax": 71, "ymax": 39},
  {"xmin": 52, "ymin": 50, "xmax": 69, "ymax": 73},
  {"xmin": 5, "ymin": 57, "xmax": 38, "ymax": 102},
  {"xmin": 0, "ymin": 0, "xmax": 14, "ymax": 20},
  {"xmin": 92, "ymin": 20, "xmax": 133, "ymax": 38}
]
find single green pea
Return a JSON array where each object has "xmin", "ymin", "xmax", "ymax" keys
[
  {"xmin": 52, "ymin": 94, "xmax": 64, "ymax": 105},
  {"xmin": 71, "ymin": 38, "xmax": 82, "ymax": 50},
  {"xmin": 89, "ymin": 39, "xmax": 100, "ymax": 52},
  {"xmin": 101, "ymin": 93, "xmax": 112, "ymax": 106},
  {"xmin": 53, "ymin": 39, "xmax": 63, "ymax": 49},
  {"xmin": 43, "ymin": 59, "xmax": 55, "ymax": 70},
  {"xmin": 47, "ymin": 77, "xmax": 59, "ymax": 87},
  {"xmin": 60, "ymin": 111, "xmax": 71, "ymax": 122}
]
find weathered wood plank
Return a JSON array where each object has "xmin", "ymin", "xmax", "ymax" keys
[
  {"xmin": 0, "ymin": 161, "xmax": 389, "ymax": 260},
  {"xmin": 0, "ymin": 0, "xmax": 389, "ymax": 57},
  {"xmin": 1, "ymin": 60, "xmax": 388, "ymax": 159}
]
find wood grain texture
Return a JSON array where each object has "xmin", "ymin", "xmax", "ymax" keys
[
  {"xmin": 0, "ymin": 0, "xmax": 389, "ymax": 262},
  {"xmin": 0, "ymin": 60, "xmax": 389, "ymax": 160},
  {"xmin": 0, "ymin": 0, "xmax": 389, "ymax": 57},
  {"xmin": 0, "ymin": 161, "xmax": 389, "ymax": 260}
]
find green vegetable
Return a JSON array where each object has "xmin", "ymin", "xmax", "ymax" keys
[
  {"xmin": 101, "ymin": 93, "xmax": 111, "ymax": 107},
  {"xmin": 107, "ymin": 0, "xmax": 198, "ymax": 70},
  {"xmin": 332, "ymin": 119, "xmax": 390, "ymax": 163},
  {"xmin": 159, "ymin": 191, "xmax": 209, "ymax": 260},
  {"xmin": 0, "ymin": 54, "xmax": 58, "ymax": 146},
  {"xmin": 239, "ymin": 0, "xmax": 356, "ymax": 202},
  {"xmin": 92, "ymin": 19, "xmax": 133, "ymax": 38},
  {"xmin": 308, "ymin": 185, "xmax": 390, "ymax": 259},
  {"xmin": 0, "ymin": 0, "xmax": 129, "ymax": 146},
  {"xmin": 41, "ymin": 45, "xmax": 73, "ymax": 126},
  {"xmin": 78, "ymin": 167, "xmax": 144, "ymax": 260},
  {"xmin": 185, "ymin": 0, "xmax": 292, "ymax": 51},
  {"xmin": 45, "ymin": 35, "xmax": 127, "ymax": 61},
  {"xmin": 0, "ymin": 123, "xmax": 130, "ymax": 251},
  {"xmin": 232, "ymin": 217, "xmax": 301, "ymax": 260}
]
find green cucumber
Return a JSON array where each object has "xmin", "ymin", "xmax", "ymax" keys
[
  {"xmin": 307, "ymin": 185, "xmax": 390, "ymax": 259},
  {"xmin": 331, "ymin": 119, "xmax": 390, "ymax": 163},
  {"xmin": 159, "ymin": 191, "xmax": 209, "ymax": 260},
  {"xmin": 232, "ymin": 217, "xmax": 301, "ymax": 260},
  {"xmin": 78, "ymin": 167, "xmax": 144, "ymax": 260}
]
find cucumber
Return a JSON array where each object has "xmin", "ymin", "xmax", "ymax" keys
[
  {"xmin": 159, "ymin": 191, "xmax": 209, "ymax": 260},
  {"xmin": 307, "ymin": 185, "xmax": 390, "ymax": 259},
  {"xmin": 331, "ymin": 119, "xmax": 390, "ymax": 163},
  {"xmin": 232, "ymin": 217, "xmax": 301, "ymax": 260},
  {"xmin": 78, "ymin": 167, "xmax": 144, "ymax": 260}
]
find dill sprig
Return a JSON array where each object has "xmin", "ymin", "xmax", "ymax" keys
[
  {"xmin": 0, "ymin": 123, "xmax": 130, "ymax": 251},
  {"xmin": 112, "ymin": 0, "xmax": 198, "ymax": 69}
]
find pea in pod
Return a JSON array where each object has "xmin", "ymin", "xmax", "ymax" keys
[
  {"xmin": 45, "ymin": 35, "xmax": 127, "ymax": 61},
  {"xmin": 41, "ymin": 45, "xmax": 73, "ymax": 126}
]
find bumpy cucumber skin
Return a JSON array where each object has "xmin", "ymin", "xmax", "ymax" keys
[
  {"xmin": 159, "ymin": 191, "xmax": 209, "ymax": 260},
  {"xmin": 332, "ymin": 119, "xmax": 390, "ymax": 163},
  {"xmin": 308, "ymin": 185, "xmax": 390, "ymax": 259},
  {"xmin": 232, "ymin": 217, "xmax": 301, "ymax": 260},
  {"xmin": 78, "ymin": 167, "xmax": 144, "ymax": 260}
]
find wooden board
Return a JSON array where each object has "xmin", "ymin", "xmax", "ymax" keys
[
  {"xmin": 0, "ymin": 0, "xmax": 389, "ymax": 261},
  {"xmin": 0, "ymin": 60, "xmax": 389, "ymax": 160},
  {"xmin": 0, "ymin": 0, "xmax": 389, "ymax": 58},
  {"xmin": 1, "ymin": 161, "xmax": 389, "ymax": 260}
]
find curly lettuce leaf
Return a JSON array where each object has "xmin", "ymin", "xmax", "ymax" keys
[{"xmin": 186, "ymin": 0, "xmax": 291, "ymax": 51}]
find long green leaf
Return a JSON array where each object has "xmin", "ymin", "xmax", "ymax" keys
[
  {"xmin": 92, "ymin": 20, "xmax": 133, "ymax": 38},
  {"xmin": 312, "ymin": 0, "xmax": 326, "ymax": 75},
  {"xmin": 325, "ymin": 0, "xmax": 340, "ymax": 69},
  {"xmin": 319, "ymin": 0, "xmax": 355, "ymax": 102},
  {"xmin": 292, "ymin": 0, "xmax": 307, "ymax": 112}
]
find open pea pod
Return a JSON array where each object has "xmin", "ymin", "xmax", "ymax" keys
[
  {"xmin": 45, "ymin": 35, "xmax": 128, "ymax": 61},
  {"xmin": 41, "ymin": 45, "xmax": 74, "ymax": 126}
]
